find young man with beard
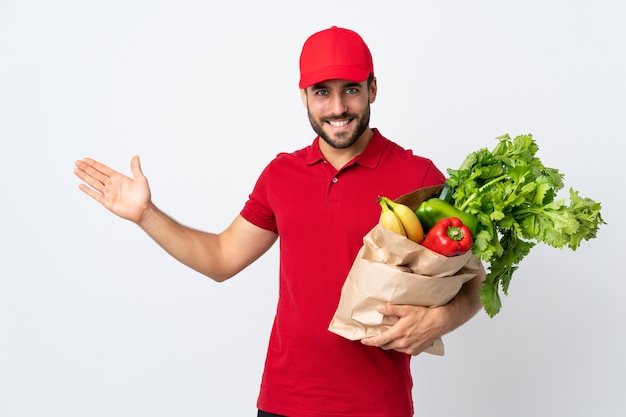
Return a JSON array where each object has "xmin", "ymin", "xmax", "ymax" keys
[{"xmin": 74, "ymin": 26, "xmax": 485, "ymax": 417}]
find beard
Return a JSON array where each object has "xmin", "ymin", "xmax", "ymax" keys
[{"xmin": 307, "ymin": 105, "xmax": 371, "ymax": 150}]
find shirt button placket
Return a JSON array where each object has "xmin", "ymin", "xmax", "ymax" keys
[{"xmin": 326, "ymin": 175, "xmax": 340, "ymax": 203}]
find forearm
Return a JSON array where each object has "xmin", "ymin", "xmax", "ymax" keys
[
  {"xmin": 136, "ymin": 203, "xmax": 277, "ymax": 281},
  {"xmin": 436, "ymin": 262, "xmax": 486, "ymax": 335},
  {"xmin": 137, "ymin": 203, "xmax": 234, "ymax": 281}
]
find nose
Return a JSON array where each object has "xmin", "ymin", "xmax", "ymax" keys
[{"xmin": 329, "ymin": 93, "xmax": 348, "ymax": 116}]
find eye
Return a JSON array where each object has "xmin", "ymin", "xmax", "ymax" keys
[{"xmin": 314, "ymin": 89, "xmax": 329, "ymax": 96}]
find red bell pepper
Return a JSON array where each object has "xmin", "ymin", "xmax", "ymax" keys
[{"xmin": 421, "ymin": 217, "xmax": 473, "ymax": 257}]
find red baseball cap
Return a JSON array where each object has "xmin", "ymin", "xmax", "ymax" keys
[{"xmin": 299, "ymin": 26, "xmax": 374, "ymax": 89}]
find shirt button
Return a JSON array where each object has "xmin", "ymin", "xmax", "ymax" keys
[{"xmin": 332, "ymin": 177, "xmax": 338, "ymax": 183}]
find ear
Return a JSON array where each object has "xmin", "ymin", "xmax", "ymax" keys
[
  {"xmin": 369, "ymin": 77, "xmax": 378, "ymax": 103},
  {"xmin": 300, "ymin": 88, "xmax": 308, "ymax": 108}
]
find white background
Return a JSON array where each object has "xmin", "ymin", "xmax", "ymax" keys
[{"xmin": 1, "ymin": 1, "xmax": 624, "ymax": 416}]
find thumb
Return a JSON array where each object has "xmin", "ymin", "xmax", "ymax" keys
[{"xmin": 130, "ymin": 155, "xmax": 145, "ymax": 179}]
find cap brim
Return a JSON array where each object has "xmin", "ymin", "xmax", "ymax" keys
[{"xmin": 299, "ymin": 66, "xmax": 370, "ymax": 89}]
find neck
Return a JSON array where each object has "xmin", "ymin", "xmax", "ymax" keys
[{"xmin": 319, "ymin": 128, "xmax": 374, "ymax": 170}]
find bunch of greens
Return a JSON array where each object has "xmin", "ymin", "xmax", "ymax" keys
[{"xmin": 445, "ymin": 134, "xmax": 605, "ymax": 317}]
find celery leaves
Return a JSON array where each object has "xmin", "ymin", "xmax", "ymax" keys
[{"xmin": 446, "ymin": 134, "xmax": 605, "ymax": 317}]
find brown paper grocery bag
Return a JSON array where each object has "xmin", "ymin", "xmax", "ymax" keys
[{"xmin": 328, "ymin": 186, "xmax": 481, "ymax": 355}]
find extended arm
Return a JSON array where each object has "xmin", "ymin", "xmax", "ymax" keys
[
  {"xmin": 360, "ymin": 262, "xmax": 486, "ymax": 355},
  {"xmin": 138, "ymin": 206, "xmax": 277, "ymax": 280},
  {"xmin": 74, "ymin": 156, "xmax": 277, "ymax": 281}
]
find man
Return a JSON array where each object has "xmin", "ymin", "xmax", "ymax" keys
[{"xmin": 74, "ymin": 26, "xmax": 485, "ymax": 417}]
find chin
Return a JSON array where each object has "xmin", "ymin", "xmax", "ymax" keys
[{"xmin": 324, "ymin": 136, "xmax": 359, "ymax": 150}]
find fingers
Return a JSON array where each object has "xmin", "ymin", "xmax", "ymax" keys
[
  {"xmin": 74, "ymin": 158, "xmax": 122, "ymax": 205},
  {"xmin": 74, "ymin": 159, "xmax": 107, "ymax": 193},
  {"xmin": 361, "ymin": 330, "xmax": 421, "ymax": 356},
  {"xmin": 377, "ymin": 303, "xmax": 404, "ymax": 317},
  {"xmin": 360, "ymin": 304, "xmax": 399, "ymax": 348},
  {"xmin": 361, "ymin": 331, "xmax": 417, "ymax": 355},
  {"xmin": 78, "ymin": 157, "xmax": 116, "ymax": 178},
  {"xmin": 360, "ymin": 331, "xmax": 393, "ymax": 349},
  {"xmin": 360, "ymin": 304, "xmax": 428, "ymax": 355},
  {"xmin": 77, "ymin": 182, "xmax": 105, "ymax": 204}
]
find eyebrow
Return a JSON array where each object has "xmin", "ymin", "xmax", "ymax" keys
[{"xmin": 310, "ymin": 81, "xmax": 363, "ymax": 90}]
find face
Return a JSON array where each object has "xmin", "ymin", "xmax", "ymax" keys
[{"xmin": 301, "ymin": 78, "xmax": 377, "ymax": 149}]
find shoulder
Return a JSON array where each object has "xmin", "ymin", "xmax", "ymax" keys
[
  {"xmin": 376, "ymin": 130, "xmax": 440, "ymax": 167},
  {"xmin": 375, "ymin": 130, "xmax": 446, "ymax": 186},
  {"xmin": 263, "ymin": 139, "xmax": 320, "ymax": 173}
]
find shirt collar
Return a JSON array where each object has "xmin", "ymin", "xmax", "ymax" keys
[{"xmin": 304, "ymin": 128, "xmax": 386, "ymax": 169}]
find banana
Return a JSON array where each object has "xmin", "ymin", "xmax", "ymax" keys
[
  {"xmin": 382, "ymin": 197, "xmax": 425, "ymax": 244},
  {"xmin": 378, "ymin": 197, "xmax": 406, "ymax": 237}
]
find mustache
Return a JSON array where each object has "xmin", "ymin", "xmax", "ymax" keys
[{"xmin": 323, "ymin": 112, "xmax": 355, "ymax": 121}]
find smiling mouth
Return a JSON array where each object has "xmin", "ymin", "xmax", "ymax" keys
[{"xmin": 327, "ymin": 118, "xmax": 352, "ymax": 128}]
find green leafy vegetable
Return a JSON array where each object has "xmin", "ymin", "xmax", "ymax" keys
[{"xmin": 446, "ymin": 134, "xmax": 605, "ymax": 317}]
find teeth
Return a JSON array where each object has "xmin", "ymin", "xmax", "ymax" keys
[{"xmin": 329, "ymin": 119, "xmax": 349, "ymax": 127}]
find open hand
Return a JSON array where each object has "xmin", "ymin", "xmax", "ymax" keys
[{"xmin": 74, "ymin": 156, "xmax": 151, "ymax": 223}]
